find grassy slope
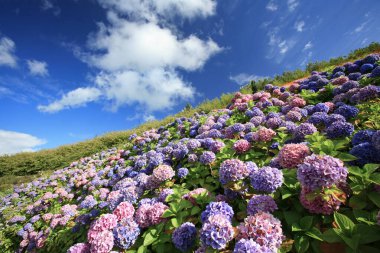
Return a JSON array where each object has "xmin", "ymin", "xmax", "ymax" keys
[{"xmin": 0, "ymin": 42, "xmax": 379, "ymax": 192}]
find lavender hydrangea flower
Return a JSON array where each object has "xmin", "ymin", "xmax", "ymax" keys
[
  {"xmin": 297, "ymin": 154, "xmax": 348, "ymax": 190},
  {"xmin": 325, "ymin": 114, "xmax": 346, "ymax": 126},
  {"xmin": 219, "ymin": 159, "xmax": 249, "ymax": 184},
  {"xmin": 234, "ymin": 239, "xmax": 272, "ymax": 253},
  {"xmin": 177, "ymin": 168, "xmax": 189, "ymax": 178},
  {"xmin": 247, "ymin": 195, "xmax": 278, "ymax": 215},
  {"xmin": 67, "ymin": 243, "xmax": 90, "ymax": 253},
  {"xmin": 200, "ymin": 214, "xmax": 234, "ymax": 250},
  {"xmin": 158, "ymin": 188, "xmax": 174, "ymax": 203},
  {"xmin": 250, "ymin": 167, "xmax": 283, "ymax": 193},
  {"xmin": 172, "ymin": 222, "xmax": 197, "ymax": 252},
  {"xmin": 199, "ymin": 151, "xmax": 216, "ymax": 165},
  {"xmin": 113, "ymin": 220, "xmax": 140, "ymax": 249},
  {"xmin": 201, "ymin": 201, "xmax": 234, "ymax": 223},
  {"xmin": 294, "ymin": 123, "xmax": 317, "ymax": 141},
  {"xmin": 152, "ymin": 165, "xmax": 175, "ymax": 183}
]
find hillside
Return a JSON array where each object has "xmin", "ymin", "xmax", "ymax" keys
[
  {"xmin": 1, "ymin": 46, "xmax": 380, "ymax": 253},
  {"xmin": 0, "ymin": 42, "xmax": 379, "ymax": 193}
]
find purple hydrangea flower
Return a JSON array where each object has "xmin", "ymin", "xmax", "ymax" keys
[
  {"xmin": 326, "ymin": 121, "xmax": 354, "ymax": 139},
  {"xmin": 297, "ymin": 154, "xmax": 348, "ymax": 190},
  {"xmin": 352, "ymin": 130, "xmax": 376, "ymax": 146},
  {"xmin": 177, "ymin": 168, "xmax": 189, "ymax": 178},
  {"xmin": 67, "ymin": 243, "xmax": 90, "ymax": 253},
  {"xmin": 200, "ymin": 214, "xmax": 234, "ymax": 250},
  {"xmin": 350, "ymin": 142, "xmax": 378, "ymax": 165},
  {"xmin": 201, "ymin": 201, "xmax": 234, "ymax": 223},
  {"xmin": 325, "ymin": 114, "xmax": 346, "ymax": 126},
  {"xmin": 234, "ymin": 239, "xmax": 272, "ymax": 253},
  {"xmin": 372, "ymin": 131, "xmax": 380, "ymax": 151},
  {"xmin": 158, "ymin": 188, "xmax": 174, "ymax": 203},
  {"xmin": 250, "ymin": 167, "xmax": 283, "ymax": 193},
  {"xmin": 247, "ymin": 195, "xmax": 278, "ymax": 215},
  {"xmin": 219, "ymin": 159, "xmax": 249, "ymax": 184},
  {"xmin": 334, "ymin": 104, "xmax": 359, "ymax": 119},
  {"xmin": 172, "ymin": 222, "xmax": 197, "ymax": 252},
  {"xmin": 294, "ymin": 123, "xmax": 317, "ymax": 141},
  {"xmin": 199, "ymin": 151, "xmax": 216, "ymax": 165}
]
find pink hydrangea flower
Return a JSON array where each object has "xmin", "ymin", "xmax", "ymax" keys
[
  {"xmin": 90, "ymin": 214, "xmax": 118, "ymax": 231},
  {"xmin": 89, "ymin": 230, "xmax": 114, "ymax": 253},
  {"xmin": 300, "ymin": 187, "xmax": 346, "ymax": 215},
  {"xmin": 135, "ymin": 202, "xmax": 168, "ymax": 228},
  {"xmin": 67, "ymin": 243, "xmax": 90, "ymax": 253},
  {"xmin": 183, "ymin": 188, "xmax": 210, "ymax": 205},
  {"xmin": 233, "ymin": 139, "xmax": 251, "ymax": 153},
  {"xmin": 290, "ymin": 97, "xmax": 306, "ymax": 108},
  {"xmin": 252, "ymin": 127, "xmax": 276, "ymax": 142},
  {"xmin": 152, "ymin": 165, "xmax": 175, "ymax": 183},
  {"xmin": 278, "ymin": 144, "xmax": 310, "ymax": 169},
  {"xmin": 113, "ymin": 201, "xmax": 135, "ymax": 222}
]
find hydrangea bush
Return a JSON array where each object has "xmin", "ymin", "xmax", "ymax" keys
[{"xmin": 1, "ymin": 53, "xmax": 380, "ymax": 253}]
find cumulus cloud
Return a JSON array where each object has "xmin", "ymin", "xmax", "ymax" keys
[
  {"xmin": 98, "ymin": 0, "xmax": 216, "ymax": 22},
  {"xmin": 27, "ymin": 59, "xmax": 49, "ymax": 76},
  {"xmin": 38, "ymin": 87, "xmax": 101, "ymax": 112},
  {"xmin": 0, "ymin": 36, "xmax": 17, "ymax": 68},
  {"xmin": 229, "ymin": 73, "xmax": 268, "ymax": 86},
  {"xmin": 39, "ymin": 0, "xmax": 221, "ymax": 113},
  {"xmin": 294, "ymin": 20, "xmax": 305, "ymax": 32},
  {"xmin": 0, "ymin": 130, "xmax": 46, "ymax": 155},
  {"xmin": 266, "ymin": 1, "xmax": 278, "ymax": 11}
]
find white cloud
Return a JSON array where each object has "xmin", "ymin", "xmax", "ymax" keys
[
  {"xmin": 27, "ymin": 59, "xmax": 49, "ymax": 76},
  {"xmin": 229, "ymin": 73, "xmax": 268, "ymax": 86},
  {"xmin": 94, "ymin": 68, "xmax": 195, "ymax": 112},
  {"xmin": 0, "ymin": 36, "xmax": 17, "ymax": 68},
  {"xmin": 143, "ymin": 114, "xmax": 156, "ymax": 122},
  {"xmin": 287, "ymin": 0, "xmax": 299, "ymax": 11},
  {"xmin": 39, "ymin": 0, "xmax": 220, "ymax": 113},
  {"xmin": 38, "ymin": 87, "xmax": 101, "ymax": 112},
  {"xmin": 294, "ymin": 20, "xmax": 305, "ymax": 32},
  {"xmin": 98, "ymin": 0, "xmax": 216, "ymax": 22},
  {"xmin": 303, "ymin": 41, "xmax": 313, "ymax": 51},
  {"xmin": 84, "ymin": 18, "xmax": 221, "ymax": 72},
  {"xmin": 41, "ymin": 0, "xmax": 61, "ymax": 16},
  {"xmin": 0, "ymin": 130, "xmax": 46, "ymax": 155},
  {"xmin": 353, "ymin": 21, "xmax": 367, "ymax": 33},
  {"xmin": 266, "ymin": 1, "xmax": 278, "ymax": 11},
  {"xmin": 0, "ymin": 86, "xmax": 12, "ymax": 96}
]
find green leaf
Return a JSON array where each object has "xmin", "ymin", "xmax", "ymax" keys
[
  {"xmin": 305, "ymin": 227, "xmax": 323, "ymax": 241},
  {"xmin": 162, "ymin": 209, "xmax": 175, "ymax": 218},
  {"xmin": 283, "ymin": 211, "xmax": 302, "ymax": 229},
  {"xmin": 294, "ymin": 235, "xmax": 310, "ymax": 253},
  {"xmin": 171, "ymin": 218, "xmax": 180, "ymax": 228},
  {"xmin": 143, "ymin": 232, "xmax": 158, "ymax": 246},
  {"xmin": 354, "ymin": 224, "xmax": 380, "ymax": 244},
  {"xmin": 190, "ymin": 206, "xmax": 201, "ymax": 215},
  {"xmin": 337, "ymin": 153, "xmax": 358, "ymax": 162},
  {"xmin": 292, "ymin": 223, "xmax": 304, "ymax": 232},
  {"xmin": 368, "ymin": 192, "xmax": 380, "ymax": 208},
  {"xmin": 349, "ymin": 195, "xmax": 367, "ymax": 210},
  {"xmin": 364, "ymin": 163, "xmax": 380, "ymax": 175},
  {"xmin": 369, "ymin": 173, "xmax": 380, "ymax": 185},
  {"xmin": 137, "ymin": 245, "xmax": 147, "ymax": 253},
  {"xmin": 334, "ymin": 212, "xmax": 355, "ymax": 235},
  {"xmin": 300, "ymin": 216, "xmax": 314, "ymax": 230}
]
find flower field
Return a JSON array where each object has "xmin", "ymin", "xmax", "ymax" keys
[{"xmin": 1, "ymin": 54, "xmax": 380, "ymax": 253}]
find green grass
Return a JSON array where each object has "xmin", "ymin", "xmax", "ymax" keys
[{"xmin": 0, "ymin": 42, "xmax": 379, "ymax": 191}]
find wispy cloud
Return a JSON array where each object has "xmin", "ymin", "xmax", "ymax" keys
[
  {"xmin": 294, "ymin": 20, "xmax": 305, "ymax": 32},
  {"xmin": 41, "ymin": 0, "xmax": 61, "ymax": 16},
  {"xmin": 287, "ymin": 0, "xmax": 299, "ymax": 12},
  {"xmin": 229, "ymin": 73, "xmax": 268, "ymax": 86},
  {"xmin": 0, "ymin": 129, "xmax": 46, "ymax": 155},
  {"xmin": 0, "ymin": 36, "xmax": 17, "ymax": 68},
  {"xmin": 27, "ymin": 59, "xmax": 49, "ymax": 76},
  {"xmin": 266, "ymin": 1, "xmax": 278, "ymax": 11},
  {"xmin": 303, "ymin": 41, "xmax": 313, "ymax": 51},
  {"xmin": 40, "ymin": 0, "xmax": 221, "ymax": 113}
]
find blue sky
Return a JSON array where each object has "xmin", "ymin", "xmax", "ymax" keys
[{"xmin": 0, "ymin": 0, "xmax": 379, "ymax": 154}]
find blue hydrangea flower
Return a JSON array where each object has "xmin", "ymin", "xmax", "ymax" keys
[
  {"xmin": 325, "ymin": 114, "xmax": 346, "ymax": 126},
  {"xmin": 350, "ymin": 142, "xmax": 378, "ymax": 166},
  {"xmin": 326, "ymin": 121, "xmax": 354, "ymax": 139},
  {"xmin": 199, "ymin": 151, "xmax": 216, "ymax": 165},
  {"xmin": 334, "ymin": 104, "xmax": 359, "ymax": 119},
  {"xmin": 200, "ymin": 214, "xmax": 234, "ymax": 250},
  {"xmin": 113, "ymin": 220, "xmax": 140, "ymax": 249},
  {"xmin": 172, "ymin": 222, "xmax": 197, "ymax": 252},
  {"xmin": 352, "ymin": 130, "xmax": 376, "ymax": 146},
  {"xmin": 177, "ymin": 168, "xmax": 189, "ymax": 179},
  {"xmin": 201, "ymin": 201, "xmax": 234, "ymax": 223},
  {"xmin": 250, "ymin": 167, "xmax": 283, "ymax": 193}
]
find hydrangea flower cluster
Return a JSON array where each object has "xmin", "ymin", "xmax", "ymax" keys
[
  {"xmin": 172, "ymin": 222, "xmax": 197, "ymax": 252},
  {"xmin": 247, "ymin": 195, "xmax": 278, "ymax": 215},
  {"xmin": 278, "ymin": 143, "xmax": 310, "ymax": 168},
  {"xmin": 201, "ymin": 201, "xmax": 234, "ymax": 223},
  {"xmin": 219, "ymin": 159, "xmax": 250, "ymax": 185},
  {"xmin": 200, "ymin": 214, "xmax": 234, "ymax": 250},
  {"xmin": 250, "ymin": 167, "xmax": 283, "ymax": 193}
]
